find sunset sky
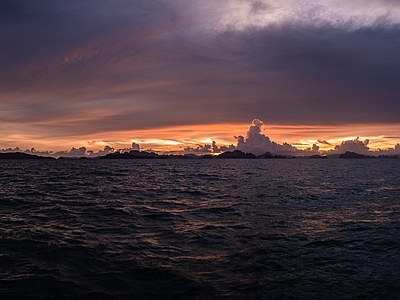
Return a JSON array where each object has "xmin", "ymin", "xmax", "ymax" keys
[{"xmin": 1, "ymin": 0, "xmax": 400, "ymax": 156}]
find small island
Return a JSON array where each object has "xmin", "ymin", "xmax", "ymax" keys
[
  {"xmin": 339, "ymin": 151, "xmax": 368, "ymax": 158},
  {"xmin": 309, "ymin": 154, "xmax": 328, "ymax": 159},
  {"xmin": 0, "ymin": 152, "xmax": 54, "ymax": 160},
  {"xmin": 0, "ymin": 150, "xmax": 398, "ymax": 160}
]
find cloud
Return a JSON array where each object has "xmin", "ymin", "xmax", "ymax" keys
[
  {"xmin": 184, "ymin": 144, "xmax": 213, "ymax": 154},
  {"xmin": 1, "ymin": 120, "xmax": 399, "ymax": 157},
  {"xmin": 236, "ymin": 119, "xmax": 276, "ymax": 155},
  {"xmin": 234, "ymin": 120, "xmax": 399, "ymax": 156},
  {"xmin": 192, "ymin": 0, "xmax": 400, "ymax": 33},
  {"xmin": 311, "ymin": 144, "xmax": 319, "ymax": 152},
  {"xmin": 131, "ymin": 143, "xmax": 140, "ymax": 151},
  {"xmin": 318, "ymin": 140, "xmax": 332, "ymax": 145},
  {"xmin": 53, "ymin": 147, "xmax": 87, "ymax": 158},
  {"xmin": 235, "ymin": 119, "xmax": 318, "ymax": 156},
  {"xmin": 371, "ymin": 143, "xmax": 400, "ymax": 155},
  {"xmin": 327, "ymin": 137, "xmax": 370, "ymax": 155},
  {"xmin": 184, "ymin": 141, "xmax": 235, "ymax": 154},
  {"xmin": 0, "ymin": 145, "xmax": 115, "ymax": 158},
  {"xmin": 87, "ymin": 145, "xmax": 114, "ymax": 157},
  {"xmin": 1, "ymin": 1, "xmax": 400, "ymax": 146}
]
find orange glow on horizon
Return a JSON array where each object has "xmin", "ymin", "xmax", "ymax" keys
[{"xmin": 1, "ymin": 122, "xmax": 399, "ymax": 153}]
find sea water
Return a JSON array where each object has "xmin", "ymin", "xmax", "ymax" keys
[{"xmin": 0, "ymin": 159, "xmax": 399, "ymax": 299}]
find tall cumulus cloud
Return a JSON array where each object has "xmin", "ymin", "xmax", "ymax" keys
[{"xmin": 235, "ymin": 119, "xmax": 318, "ymax": 156}]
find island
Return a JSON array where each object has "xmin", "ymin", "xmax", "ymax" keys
[
  {"xmin": 0, "ymin": 150, "xmax": 398, "ymax": 160},
  {"xmin": 0, "ymin": 152, "xmax": 54, "ymax": 160}
]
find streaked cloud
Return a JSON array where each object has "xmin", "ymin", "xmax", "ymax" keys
[
  {"xmin": 1, "ymin": 1, "xmax": 400, "ymax": 152},
  {"xmin": 223, "ymin": 0, "xmax": 400, "ymax": 29}
]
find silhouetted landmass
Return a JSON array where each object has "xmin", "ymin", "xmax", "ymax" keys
[
  {"xmin": 165, "ymin": 154, "xmax": 192, "ymax": 159},
  {"xmin": 0, "ymin": 152, "xmax": 54, "ymax": 160},
  {"xmin": 99, "ymin": 150, "xmax": 162, "ymax": 159},
  {"xmin": 99, "ymin": 151, "xmax": 201, "ymax": 159},
  {"xmin": 200, "ymin": 154, "xmax": 214, "ymax": 159},
  {"xmin": 258, "ymin": 151, "xmax": 273, "ymax": 158},
  {"xmin": 257, "ymin": 151, "xmax": 296, "ymax": 159},
  {"xmin": 338, "ymin": 151, "xmax": 399, "ymax": 159},
  {"xmin": 309, "ymin": 154, "xmax": 328, "ymax": 159},
  {"xmin": 129, "ymin": 150, "xmax": 159, "ymax": 157},
  {"xmin": 57, "ymin": 156, "xmax": 89, "ymax": 160},
  {"xmin": 339, "ymin": 151, "xmax": 368, "ymax": 158},
  {"xmin": 94, "ymin": 150, "xmax": 400, "ymax": 160},
  {"xmin": 1, "ymin": 150, "xmax": 397, "ymax": 160},
  {"xmin": 93, "ymin": 151, "xmax": 400, "ymax": 160},
  {"xmin": 217, "ymin": 150, "xmax": 256, "ymax": 159}
]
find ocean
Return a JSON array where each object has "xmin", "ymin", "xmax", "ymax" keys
[{"xmin": 0, "ymin": 159, "xmax": 399, "ymax": 299}]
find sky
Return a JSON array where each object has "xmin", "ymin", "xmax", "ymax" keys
[{"xmin": 1, "ymin": 0, "xmax": 400, "ymax": 156}]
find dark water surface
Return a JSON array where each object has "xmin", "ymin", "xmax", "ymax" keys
[{"xmin": 1, "ymin": 159, "xmax": 399, "ymax": 299}]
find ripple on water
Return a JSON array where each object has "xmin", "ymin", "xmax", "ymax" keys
[{"xmin": 0, "ymin": 159, "xmax": 399, "ymax": 299}]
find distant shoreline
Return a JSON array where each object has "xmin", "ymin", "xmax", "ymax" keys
[{"xmin": 0, "ymin": 150, "xmax": 398, "ymax": 160}]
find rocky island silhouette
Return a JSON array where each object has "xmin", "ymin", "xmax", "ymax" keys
[{"xmin": 0, "ymin": 150, "xmax": 398, "ymax": 160}]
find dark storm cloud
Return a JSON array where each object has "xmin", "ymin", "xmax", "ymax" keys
[
  {"xmin": 1, "ymin": 1, "xmax": 175, "ymax": 83},
  {"xmin": 1, "ymin": 0, "xmax": 400, "ymax": 138}
]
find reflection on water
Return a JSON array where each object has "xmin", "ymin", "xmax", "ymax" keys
[{"xmin": 0, "ymin": 159, "xmax": 399, "ymax": 299}]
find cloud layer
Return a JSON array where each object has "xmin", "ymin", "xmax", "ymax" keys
[
  {"xmin": 2, "ymin": 119, "xmax": 400, "ymax": 157},
  {"xmin": 1, "ymin": 1, "xmax": 400, "ymax": 149}
]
